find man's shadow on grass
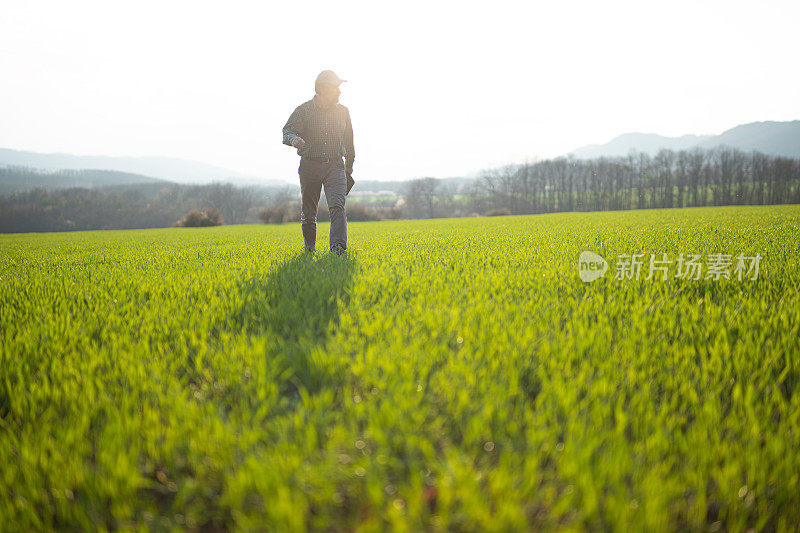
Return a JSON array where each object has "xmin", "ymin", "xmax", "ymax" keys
[{"xmin": 232, "ymin": 251, "xmax": 358, "ymax": 398}]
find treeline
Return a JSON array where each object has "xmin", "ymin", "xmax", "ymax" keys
[
  {"xmin": 1, "ymin": 146, "xmax": 798, "ymax": 233},
  {"xmin": 0, "ymin": 182, "xmax": 294, "ymax": 233},
  {"xmin": 401, "ymin": 146, "xmax": 800, "ymax": 218}
]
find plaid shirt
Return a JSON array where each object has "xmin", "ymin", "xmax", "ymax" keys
[{"xmin": 282, "ymin": 96, "xmax": 355, "ymax": 171}]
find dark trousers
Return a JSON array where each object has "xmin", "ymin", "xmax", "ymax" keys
[{"xmin": 298, "ymin": 156, "xmax": 347, "ymax": 252}]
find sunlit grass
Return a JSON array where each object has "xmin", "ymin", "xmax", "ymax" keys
[{"xmin": 1, "ymin": 205, "xmax": 799, "ymax": 531}]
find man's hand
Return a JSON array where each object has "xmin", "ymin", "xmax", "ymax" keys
[
  {"xmin": 291, "ymin": 137, "xmax": 306, "ymax": 149},
  {"xmin": 346, "ymin": 167, "xmax": 353, "ymax": 176}
]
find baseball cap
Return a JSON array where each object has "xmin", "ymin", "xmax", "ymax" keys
[{"xmin": 315, "ymin": 70, "xmax": 347, "ymax": 87}]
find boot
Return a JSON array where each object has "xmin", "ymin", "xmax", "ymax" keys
[{"xmin": 301, "ymin": 223, "xmax": 316, "ymax": 252}]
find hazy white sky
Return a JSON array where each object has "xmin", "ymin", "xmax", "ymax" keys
[{"xmin": 1, "ymin": 0, "xmax": 798, "ymax": 183}]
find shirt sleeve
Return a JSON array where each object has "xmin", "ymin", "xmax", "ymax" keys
[
  {"xmin": 282, "ymin": 106, "xmax": 303, "ymax": 147},
  {"xmin": 344, "ymin": 108, "xmax": 355, "ymax": 171}
]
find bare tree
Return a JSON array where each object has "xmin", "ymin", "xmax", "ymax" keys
[{"xmin": 402, "ymin": 177, "xmax": 439, "ymax": 218}]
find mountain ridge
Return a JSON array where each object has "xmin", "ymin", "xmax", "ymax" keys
[
  {"xmin": 0, "ymin": 148, "xmax": 266, "ymax": 185},
  {"xmin": 569, "ymin": 120, "xmax": 800, "ymax": 159}
]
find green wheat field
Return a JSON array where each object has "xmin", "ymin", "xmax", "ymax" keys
[{"xmin": 2, "ymin": 205, "xmax": 799, "ymax": 532}]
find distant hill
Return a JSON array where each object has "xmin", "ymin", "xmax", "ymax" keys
[
  {"xmin": 354, "ymin": 176, "xmax": 476, "ymax": 194},
  {"xmin": 569, "ymin": 120, "xmax": 800, "ymax": 159},
  {"xmin": 0, "ymin": 167, "xmax": 169, "ymax": 195},
  {"xmin": 0, "ymin": 148, "xmax": 255, "ymax": 184}
]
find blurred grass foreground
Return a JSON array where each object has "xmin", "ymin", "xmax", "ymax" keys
[{"xmin": 1, "ymin": 205, "xmax": 799, "ymax": 531}]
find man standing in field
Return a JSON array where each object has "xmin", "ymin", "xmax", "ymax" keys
[{"xmin": 282, "ymin": 70, "xmax": 355, "ymax": 254}]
